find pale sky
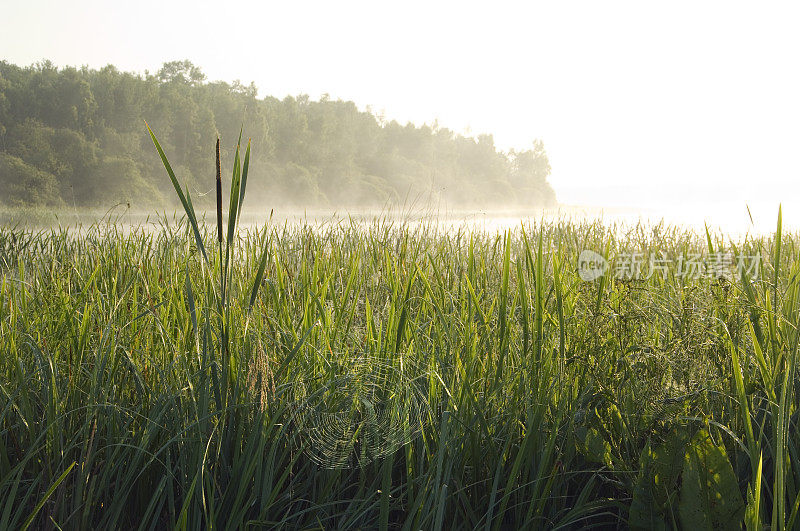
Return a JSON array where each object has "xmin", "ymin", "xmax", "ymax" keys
[{"xmin": 2, "ymin": 1, "xmax": 800, "ymax": 230}]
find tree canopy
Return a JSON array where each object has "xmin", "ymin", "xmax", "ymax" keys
[{"xmin": 0, "ymin": 60, "xmax": 556, "ymax": 209}]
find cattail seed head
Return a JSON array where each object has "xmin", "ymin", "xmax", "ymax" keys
[{"xmin": 215, "ymin": 137, "xmax": 223, "ymax": 243}]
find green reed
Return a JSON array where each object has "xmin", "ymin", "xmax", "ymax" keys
[{"xmin": 0, "ymin": 131, "xmax": 797, "ymax": 528}]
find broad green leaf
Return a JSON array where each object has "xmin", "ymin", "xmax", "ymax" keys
[
  {"xmin": 577, "ymin": 426, "xmax": 612, "ymax": 467},
  {"xmin": 679, "ymin": 429, "xmax": 745, "ymax": 530},
  {"xmin": 630, "ymin": 430, "xmax": 689, "ymax": 530}
]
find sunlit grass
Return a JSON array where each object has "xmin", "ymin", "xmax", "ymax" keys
[{"xmin": 0, "ymin": 132, "xmax": 797, "ymax": 528}]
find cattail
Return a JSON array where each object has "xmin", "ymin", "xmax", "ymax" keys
[{"xmin": 215, "ymin": 137, "xmax": 223, "ymax": 243}]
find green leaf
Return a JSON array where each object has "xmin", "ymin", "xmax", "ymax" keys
[
  {"xmin": 744, "ymin": 451, "xmax": 763, "ymax": 531},
  {"xmin": 227, "ymin": 141, "xmax": 242, "ymax": 247},
  {"xmin": 576, "ymin": 426, "xmax": 612, "ymax": 467},
  {"xmin": 630, "ymin": 430, "xmax": 689, "ymax": 530},
  {"xmin": 238, "ymin": 139, "xmax": 251, "ymax": 214},
  {"xmin": 248, "ymin": 231, "xmax": 270, "ymax": 311},
  {"xmin": 678, "ymin": 429, "xmax": 745, "ymax": 530},
  {"xmin": 146, "ymin": 122, "xmax": 208, "ymax": 264},
  {"xmin": 22, "ymin": 461, "xmax": 76, "ymax": 530}
]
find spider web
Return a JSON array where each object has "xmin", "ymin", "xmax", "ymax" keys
[{"xmin": 289, "ymin": 354, "xmax": 433, "ymax": 469}]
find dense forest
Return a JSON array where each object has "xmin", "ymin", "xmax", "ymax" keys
[{"xmin": 0, "ymin": 60, "xmax": 556, "ymax": 209}]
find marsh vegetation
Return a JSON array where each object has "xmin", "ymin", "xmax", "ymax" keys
[{"xmin": 0, "ymin": 131, "xmax": 797, "ymax": 528}]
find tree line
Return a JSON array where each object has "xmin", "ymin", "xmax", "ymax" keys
[{"xmin": 0, "ymin": 60, "xmax": 556, "ymax": 209}]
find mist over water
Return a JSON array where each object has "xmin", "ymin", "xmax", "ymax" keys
[
  {"xmin": 6, "ymin": 200, "xmax": 791, "ymax": 242},
  {"xmin": 556, "ymin": 201, "xmax": 793, "ymax": 238}
]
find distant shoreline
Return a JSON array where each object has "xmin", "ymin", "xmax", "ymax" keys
[{"xmin": 0, "ymin": 202, "xmax": 789, "ymax": 238}]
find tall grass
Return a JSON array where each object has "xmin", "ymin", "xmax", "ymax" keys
[{"xmin": 0, "ymin": 132, "xmax": 797, "ymax": 528}]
